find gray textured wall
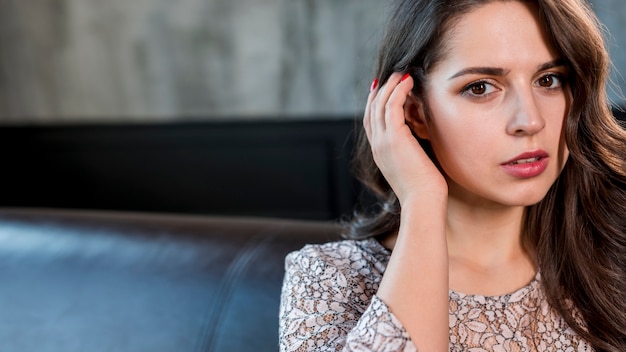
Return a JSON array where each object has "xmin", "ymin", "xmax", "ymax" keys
[
  {"xmin": 0, "ymin": 0, "xmax": 623, "ymax": 124},
  {"xmin": 0, "ymin": 0, "xmax": 385, "ymax": 123},
  {"xmin": 592, "ymin": 0, "xmax": 626, "ymax": 106}
]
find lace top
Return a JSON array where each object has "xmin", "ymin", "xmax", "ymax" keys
[{"xmin": 279, "ymin": 238, "xmax": 592, "ymax": 351}]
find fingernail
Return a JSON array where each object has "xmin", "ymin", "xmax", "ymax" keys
[
  {"xmin": 401, "ymin": 73, "xmax": 411, "ymax": 82},
  {"xmin": 370, "ymin": 78, "xmax": 379, "ymax": 91}
]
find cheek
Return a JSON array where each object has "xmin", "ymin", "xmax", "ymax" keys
[
  {"xmin": 425, "ymin": 102, "xmax": 466, "ymax": 169},
  {"xmin": 539, "ymin": 97, "xmax": 569, "ymax": 169},
  {"xmin": 426, "ymin": 102, "xmax": 496, "ymax": 164},
  {"xmin": 426, "ymin": 119, "xmax": 493, "ymax": 179}
]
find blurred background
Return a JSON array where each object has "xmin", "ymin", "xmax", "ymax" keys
[
  {"xmin": 0, "ymin": 4, "xmax": 621, "ymax": 351},
  {"xmin": 0, "ymin": 0, "xmax": 622, "ymax": 124},
  {"xmin": 0, "ymin": 0, "xmax": 386, "ymax": 123},
  {"xmin": 0, "ymin": 0, "xmax": 623, "ymax": 220}
]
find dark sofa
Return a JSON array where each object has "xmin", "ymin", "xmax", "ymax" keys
[
  {"xmin": 0, "ymin": 118, "xmax": 357, "ymax": 352},
  {"xmin": 0, "ymin": 207, "xmax": 341, "ymax": 352}
]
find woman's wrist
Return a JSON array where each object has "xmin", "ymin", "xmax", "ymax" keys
[{"xmin": 398, "ymin": 186, "xmax": 448, "ymax": 211}]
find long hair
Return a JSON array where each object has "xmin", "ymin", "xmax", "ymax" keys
[{"xmin": 345, "ymin": 0, "xmax": 626, "ymax": 350}]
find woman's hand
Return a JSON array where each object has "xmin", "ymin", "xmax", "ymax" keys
[{"xmin": 363, "ymin": 73, "xmax": 447, "ymax": 206}]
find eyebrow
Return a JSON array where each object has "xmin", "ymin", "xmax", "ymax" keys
[
  {"xmin": 537, "ymin": 58, "xmax": 567, "ymax": 72},
  {"xmin": 449, "ymin": 67, "xmax": 508, "ymax": 80},
  {"xmin": 448, "ymin": 58, "xmax": 567, "ymax": 80}
]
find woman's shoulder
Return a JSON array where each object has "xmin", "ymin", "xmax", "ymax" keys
[
  {"xmin": 280, "ymin": 239, "xmax": 398, "ymax": 351},
  {"xmin": 286, "ymin": 238, "xmax": 390, "ymax": 273}
]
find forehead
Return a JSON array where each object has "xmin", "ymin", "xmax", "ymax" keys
[{"xmin": 436, "ymin": 1, "xmax": 561, "ymax": 71}]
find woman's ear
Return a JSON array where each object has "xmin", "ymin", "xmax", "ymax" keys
[{"xmin": 404, "ymin": 94, "xmax": 430, "ymax": 140}]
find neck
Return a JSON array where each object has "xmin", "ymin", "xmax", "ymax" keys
[
  {"xmin": 446, "ymin": 197, "xmax": 527, "ymax": 267},
  {"xmin": 445, "ymin": 196, "xmax": 536, "ymax": 295}
]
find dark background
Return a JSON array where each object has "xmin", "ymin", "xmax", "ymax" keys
[
  {"xmin": 0, "ymin": 118, "xmax": 361, "ymax": 220},
  {"xmin": 0, "ymin": 111, "xmax": 624, "ymax": 220}
]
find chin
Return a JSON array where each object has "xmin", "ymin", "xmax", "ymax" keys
[{"xmin": 505, "ymin": 188, "xmax": 553, "ymax": 207}]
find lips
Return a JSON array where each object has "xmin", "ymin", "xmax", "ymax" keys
[{"xmin": 501, "ymin": 150, "xmax": 549, "ymax": 178}]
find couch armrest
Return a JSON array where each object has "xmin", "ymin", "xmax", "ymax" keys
[{"xmin": 0, "ymin": 208, "xmax": 341, "ymax": 352}]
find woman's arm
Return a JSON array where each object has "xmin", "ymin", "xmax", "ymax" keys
[
  {"xmin": 376, "ymin": 197, "xmax": 448, "ymax": 351},
  {"xmin": 364, "ymin": 72, "xmax": 449, "ymax": 351}
]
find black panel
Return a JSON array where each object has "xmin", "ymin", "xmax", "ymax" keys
[{"xmin": 0, "ymin": 119, "xmax": 361, "ymax": 220}]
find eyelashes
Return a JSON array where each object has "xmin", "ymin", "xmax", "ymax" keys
[
  {"xmin": 462, "ymin": 81, "xmax": 497, "ymax": 97},
  {"xmin": 534, "ymin": 73, "xmax": 566, "ymax": 90}
]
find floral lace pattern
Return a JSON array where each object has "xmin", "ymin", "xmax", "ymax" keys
[{"xmin": 279, "ymin": 239, "xmax": 593, "ymax": 352}]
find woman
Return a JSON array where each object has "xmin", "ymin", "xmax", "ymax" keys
[{"xmin": 280, "ymin": 0, "xmax": 626, "ymax": 350}]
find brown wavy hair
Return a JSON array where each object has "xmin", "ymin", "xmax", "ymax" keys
[{"xmin": 345, "ymin": 0, "xmax": 626, "ymax": 350}]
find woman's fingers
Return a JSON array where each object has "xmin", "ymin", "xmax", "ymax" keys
[
  {"xmin": 385, "ymin": 73, "xmax": 414, "ymax": 130},
  {"xmin": 372, "ymin": 73, "xmax": 402, "ymax": 132},
  {"xmin": 364, "ymin": 72, "xmax": 413, "ymax": 139}
]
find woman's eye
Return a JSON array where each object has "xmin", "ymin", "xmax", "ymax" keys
[
  {"xmin": 536, "ymin": 74, "xmax": 564, "ymax": 89},
  {"xmin": 462, "ymin": 81, "xmax": 497, "ymax": 97}
]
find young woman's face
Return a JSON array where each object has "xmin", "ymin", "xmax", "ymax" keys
[{"xmin": 419, "ymin": 0, "xmax": 570, "ymax": 208}]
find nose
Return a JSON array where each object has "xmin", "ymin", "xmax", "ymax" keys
[{"xmin": 506, "ymin": 88, "xmax": 545, "ymax": 136}]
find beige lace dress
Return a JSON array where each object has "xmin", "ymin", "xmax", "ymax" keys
[{"xmin": 279, "ymin": 238, "xmax": 593, "ymax": 351}]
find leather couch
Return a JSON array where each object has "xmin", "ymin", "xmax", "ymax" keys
[{"xmin": 0, "ymin": 208, "xmax": 341, "ymax": 352}]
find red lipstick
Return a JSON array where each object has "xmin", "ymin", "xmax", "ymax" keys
[{"xmin": 501, "ymin": 150, "xmax": 549, "ymax": 178}]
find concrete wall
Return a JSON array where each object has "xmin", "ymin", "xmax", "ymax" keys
[
  {"xmin": 0, "ymin": 0, "xmax": 623, "ymax": 124},
  {"xmin": 0, "ymin": 0, "xmax": 386, "ymax": 123},
  {"xmin": 593, "ymin": 0, "xmax": 626, "ymax": 106}
]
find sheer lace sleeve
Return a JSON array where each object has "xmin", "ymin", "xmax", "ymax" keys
[
  {"xmin": 279, "ymin": 241, "xmax": 417, "ymax": 352},
  {"xmin": 345, "ymin": 295, "xmax": 417, "ymax": 351}
]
